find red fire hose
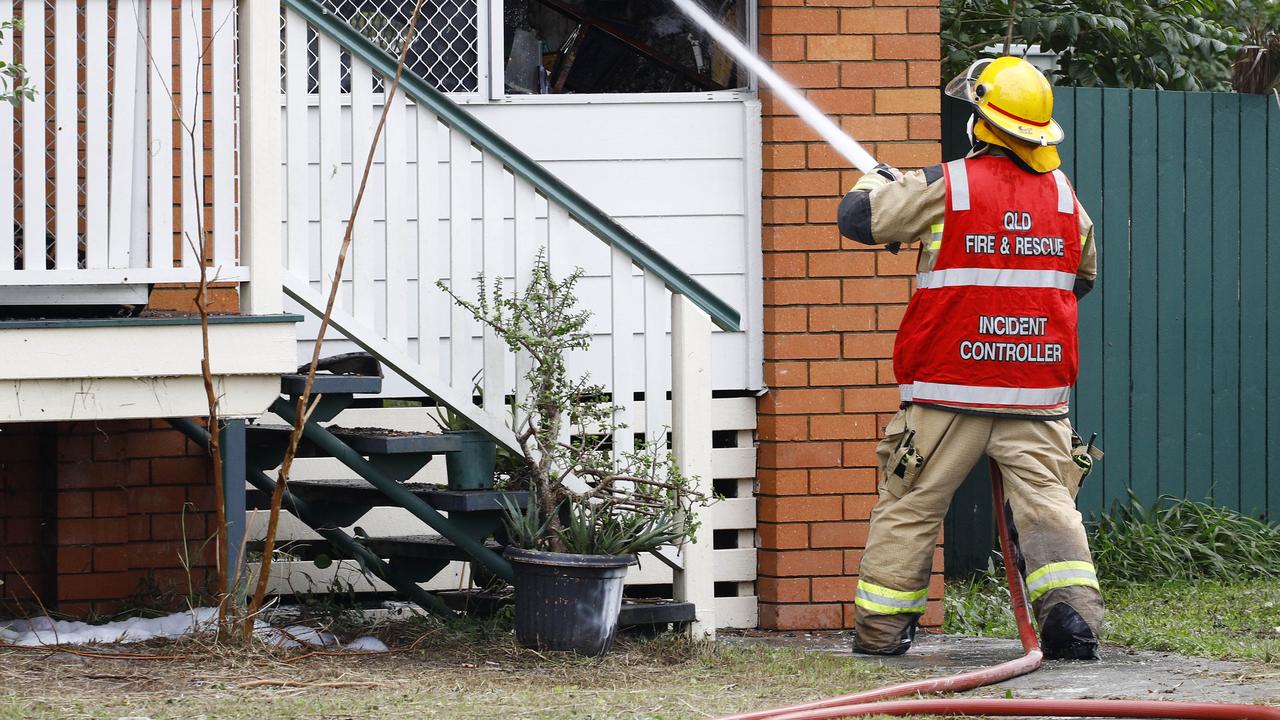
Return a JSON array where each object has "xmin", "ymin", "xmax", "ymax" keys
[{"xmin": 719, "ymin": 459, "xmax": 1280, "ymax": 720}]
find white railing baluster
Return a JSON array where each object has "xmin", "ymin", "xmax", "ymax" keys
[
  {"xmin": 481, "ymin": 153, "xmax": 504, "ymax": 415},
  {"xmin": 414, "ymin": 109, "xmax": 441, "ymax": 366},
  {"xmin": 284, "ymin": 10, "xmax": 308, "ymax": 279},
  {"xmin": 179, "ymin": 0, "xmax": 203, "ymax": 268},
  {"xmin": 211, "ymin": 0, "xmax": 235, "ymax": 272},
  {"xmin": 511, "ymin": 179, "xmax": 537, "ymax": 430},
  {"xmin": 548, "ymin": 202, "xmax": 572, "ymax": 451},
  {"xmin": 53, "ymin": 0, "xmax": 74, "ymax": 269},
  {"xmin": 546, "ymin": 199, "xmax": 570, "ymax": 282},
  {"xmin": 609, "ymin": 246, "xmax": 634, "ymax": 463},
  {"xmin": 447, "ymin": 130, "xmax": 474, "ymax": 393},
  {"xmin": 148, "ymin": 0, "xmax": 174, "ymax": 269},
  {"xmin": 671, "ymin": 295, "xmax": 715, "ymax": 639},
  {"xmin": 149, "ymin": 0, "xmax": 173, "ymax": 270},
  {"xmin": 0, "ymin": 0, "xmax": 14, "ymax": 270},
  {"xmin": 643, "ymin": 272, "xmax": 668, "ymax": 445},
  {"xmin": 107, "ymin": 0, "xmax": 140, "ymax": 269},
  {"xmin": 384, "ymin": 85, "xmax": 409, "ymax": 349},
  {"xmin": 317, "ymin": 32, "xmax": 342, "ymax": 291},
  {"xmin": 240, "ymin": 0, "xmax": 283, "ymax": 312},
  {"xmin": 129, "ymin": 18, "xmax": 150, "ymax": 270},
  {"xmin": 84, "ymin": 0, "xmax": 108, "ymax": 269},
  {"xmin": 21, "ymin": 0, "xmax": 44, "ymax": 270},
  {"xmin": 350, "ymin": 54, "xmax": 375, "ymax": 325}
]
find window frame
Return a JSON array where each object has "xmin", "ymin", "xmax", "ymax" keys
[{"xmin": 461, "ymin": 0, "xmax": 758, "ymax": 104}]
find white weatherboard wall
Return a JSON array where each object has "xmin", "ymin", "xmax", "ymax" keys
[
  {"xmin": 285, "ymin": 97, "xmax": 764, "ymax": 395},
  {"xmin": 249, "ymin": 397, "xmax": 759, "ymax": 629}
]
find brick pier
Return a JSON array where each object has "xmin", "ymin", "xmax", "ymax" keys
[{"xmin": 756, "ymin": 0, "xmax": 944, "ymax": 630}]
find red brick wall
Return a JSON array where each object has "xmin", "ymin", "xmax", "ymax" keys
[
  {"xmin": 0, "ymin": 425, "xmax": 53, "ymax": 615},
  {"xmin": 0, "ymin": 421, "xmax": 217, "ymax": 618},
  {"xmin": 757, "ymin": 0, "xmax": 943, "ymax": 630}
]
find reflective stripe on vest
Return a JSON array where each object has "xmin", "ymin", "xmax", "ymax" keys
[
  {"xmin": 900, "ymin": 381, "xmax": 1071, "ymax": 407},
  {"xmin": 950, "ymin": 159, "xmax": 1074, "ymax": 215},
  {"xmin": 1051, "ymin": 170, "xmax": 1074, "ymax": 214},
  {"xmin": 1025, "ymin": 561, "xmax": 1100, "ymax": 603},
  {"xmin": 930, "ymin": 223, "xmax": 944, "ymax": 250},
  {"xmin": 916, "ymin": 267, "xmax": 1077, "ymax": 291},
  {"xmin": 946, "ymin": 159, "xmax": 970, "ymax": 211},
  {"xmin": 854, "ymin": 580, "xmax": 928, "ymax": 615}
]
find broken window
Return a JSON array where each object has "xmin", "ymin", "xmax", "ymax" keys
[
  {"xmin": 307, "ymin": 0, "xmax": 751, "ymax": 97},
  {"xmin": 503, "ymin": 0, "xmax": 749, "ymax": 94}
]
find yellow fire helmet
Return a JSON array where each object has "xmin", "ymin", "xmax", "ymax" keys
[{"xmin": 945, "ymin": 57, "xmax": 1063, "ymax": 173}]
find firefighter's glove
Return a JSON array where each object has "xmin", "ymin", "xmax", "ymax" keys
[
  {"xmin": 874, "ymin": 162, "xmax": 904, "ymax": 182},
  {"xmin": 850, "ymin": 163, "xmax": 903, "ymax": 193}
]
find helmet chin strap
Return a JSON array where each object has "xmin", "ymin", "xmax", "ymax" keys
[{"xmin": 966, "ymin": 114, "xmax": 977, "ymax": 148}]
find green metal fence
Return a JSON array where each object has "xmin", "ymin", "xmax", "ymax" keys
[{"xmin": 941, "ymin": 88, "xmax": 1280, "ymax": 575}]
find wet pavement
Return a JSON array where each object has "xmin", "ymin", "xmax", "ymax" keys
[{"xmin": 723, "ymin": 632, "xmax": 1280, "ymax": 705}]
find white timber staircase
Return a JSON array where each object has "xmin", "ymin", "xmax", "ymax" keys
[{"xmin": 203, "ymin": 0, "xmax": 747, "ymax": 637}]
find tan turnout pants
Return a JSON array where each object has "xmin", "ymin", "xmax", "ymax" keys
[{"xmin": 853, "ymin": 403, "xmax": 1104, "ymax": 651}]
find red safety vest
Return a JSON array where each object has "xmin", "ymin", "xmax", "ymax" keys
[{"xmin": 893, "ymin": 155, "xmax": 1082, "ymax": 411}]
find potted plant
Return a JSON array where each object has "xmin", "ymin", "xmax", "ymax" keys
[
  {"xmin": 439, "ymin": 251, "xmax": 708, "ymax": 656},
  {"xmin": 431, "ymin": 376, "xmax": 498, "ymax": 491}
]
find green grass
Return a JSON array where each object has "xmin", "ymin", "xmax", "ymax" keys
[
  {"xmin": 944, "ymin": 496, "xmax": 1280, "ymax": 662},
  {"xmin": 1091, "ymin": 495, "xmax": 1280, "ymax": 583},
  {"xmin": 0, "ymin": 629, "xmax": 908, "ymax": 720},
  {"xmin": 943, "ymin": 567, "xmax": 1018, "ymax": 639},
  {"xmin": 945, "ymin": 574, "xmax": 1280, "ymax": 662},
  {"xmin": 1102, "ymin": 579, "xmax": 1280, "ymax": 662}
]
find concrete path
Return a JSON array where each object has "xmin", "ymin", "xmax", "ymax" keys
[{"xmin": 724, "ymin": 632, "xmax": 1280, "ymax": 705}]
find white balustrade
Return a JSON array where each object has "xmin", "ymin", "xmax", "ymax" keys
[
  {"xmin": 0, "ymin": 0, "xmax": 243, "ymax": 289},
  {"xmin": 277, "ymin": 5, "xmax": 729, "ymax": 636}
]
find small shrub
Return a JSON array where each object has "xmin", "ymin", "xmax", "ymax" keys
[
  {"xmin": 1090, "ymin": 494, "xmax": 1280, "ymax": 584},
  {"xmin": 943, "ymin": 561, "xmax": 1018, "ymax": 639}
]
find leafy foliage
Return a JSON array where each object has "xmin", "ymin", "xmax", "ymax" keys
[
  {"xmin": 1091, "ymin": 494, "xmax": 1280, "ymax": 584},
  {"xmin": 439, "ymin": 250, "xmax": 710, "ymax": 556},
  {"xmin": 1232, "ymin": 19, "xmax": 1280, "ymax": 93},
  {"xmin": 0, "ymin": 20, "xmax": 35, "ymax": 106},
  {"xmin": 942, "ymin": 560, "xmax": 1018, "ymax": 638},
  {"xmin": 942, "ymin": 0, "xmax": 1240, "ymax": 90},
  {"xmin": 504, "ymin": 495, "xmax": 692, "ymax": 557}
]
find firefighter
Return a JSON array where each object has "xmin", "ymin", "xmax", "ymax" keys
[{"xmin": 836, "ymin": 56, "xmax": 1103, "ymax": 660}]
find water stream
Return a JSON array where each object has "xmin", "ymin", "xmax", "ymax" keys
[{"xmin": 671, "ymin": 0, "xmax": 879, "ymax": 173}]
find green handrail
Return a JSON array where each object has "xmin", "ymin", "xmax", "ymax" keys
[{"xmin": 281, "ymin": 0, "xmax": 742, "ymax": 333}]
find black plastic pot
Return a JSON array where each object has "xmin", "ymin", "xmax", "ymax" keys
[
  {"xmin": 505, "ymin": 547, "xmax": 636, "ymax": 656},
  {"xmin": 444, "ymin": 429, "xmax": 496, "ymax": 490}
]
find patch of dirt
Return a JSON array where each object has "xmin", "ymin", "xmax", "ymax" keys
[
  {"xmin": 0, "ymin": 626, "xmax": 908, "ymax": 719},
  {"xmin": 328, "ymin": 426, "xmax": 438, "ymax": 438}
]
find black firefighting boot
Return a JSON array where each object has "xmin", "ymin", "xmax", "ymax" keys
[
  {"xmin": 852, "ymin": 615, "xmax": 919, "ymax": 656},
  {"xmin": 1040, "ymin": 602, "xmax": 1100, "ymax": 660}
]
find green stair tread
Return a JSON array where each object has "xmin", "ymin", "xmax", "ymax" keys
[
  {"xmin": 247, "ymin": 424, "xmax": 461, "ymax": 456},
  {"xmin": 245, "ymin": 478, "xmax": 527, "ymax": 512},
  {"xmin": 249, "ymin": 534, "xmax": 503, "ymax": 562},
  {"xmin": 280, "ymin": 373, "xmax": 383, "ymax": 396}
]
